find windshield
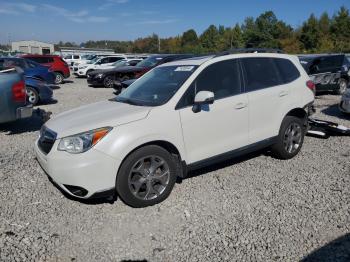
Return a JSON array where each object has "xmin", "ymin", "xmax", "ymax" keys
[
  {"xmin": 115, "ymin": 65, "xmax": 197, "ymax": 106},
  {"xmin": 87, "ymin": 57, "xmax": 99, "ymax": 64},
  {"xmin": 136, "ymin": 56, "xmax": 164, "ymax": 68}
]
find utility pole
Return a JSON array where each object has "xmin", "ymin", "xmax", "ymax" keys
[{"xmin": 158, "ymin": 35, "xmax": 160, "ymax": 52}]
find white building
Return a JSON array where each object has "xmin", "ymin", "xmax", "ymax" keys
[{"xmin": 11, "ymin": 40, "xmax": 54, "ymax": 54}]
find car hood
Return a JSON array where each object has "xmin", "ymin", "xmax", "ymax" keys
[{"xmin": 45, "ymin": 100, "xmax": 151, "ymax": 138}]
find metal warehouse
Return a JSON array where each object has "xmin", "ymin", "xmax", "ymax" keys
[{"xmin": 11, "ymin": 40, "xmax": 54, "ymax": 55}]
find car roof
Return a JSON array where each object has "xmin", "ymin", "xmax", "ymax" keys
[
  {"xmin": 21, "ymin": 54, "xmax": 60, "ymax": 58},
  {"xmin": 160, "ymin": 53, "xmax": 296, "ymax": 67}
]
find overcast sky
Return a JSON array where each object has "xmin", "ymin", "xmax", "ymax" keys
[{"xmin": 0, "ymin": 0, "xmax": 349, "ymax": 44}]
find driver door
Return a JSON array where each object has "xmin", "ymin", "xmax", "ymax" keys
[{"xmin": 177, "ymin": 59, "xmax": 249, "ymax": 164}]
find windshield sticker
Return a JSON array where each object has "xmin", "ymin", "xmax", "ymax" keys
[{"xmin": 175, "ymin": 66, "xmax": 195, "ymax": 72}]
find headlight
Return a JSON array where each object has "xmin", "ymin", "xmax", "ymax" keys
[
  {"xmin": 58, "ymin": 127, "xmax": 112, "ymax": 154},
  {"xmin": 96, "ymin": 73, "xmax": 104, "ymax": 78}
]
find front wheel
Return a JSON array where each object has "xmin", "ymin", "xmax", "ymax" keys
[
  {"xmin": 54, "ymin": 72, "xmax": 64, "ymax": 84},
  {"xmin": 116, "ymin": 145, "xmax": 177, "ymax": 208},
  {"xmin": 271, "ymin": 116, "xmax": 305, "ymax": 159},
  {"xmin": 103, "ymin": 76, "xmax": 114, "ymax": 88},
  {"xmin": 26, "ymin": 87, "xmax": 39, "ymax": 105}
]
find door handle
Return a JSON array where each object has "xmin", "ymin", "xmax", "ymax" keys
[
  {"xmin": 235, "ymin": 102, "xmax": 247, "ymax": 109},
  {"xmin": 279, "ymin": 91, "xmax": 288, "ymax": 97}
]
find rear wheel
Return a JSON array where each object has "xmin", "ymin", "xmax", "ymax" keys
[
  {"xmin": 271, "ymin": 116, "xmax": 305, "ymax": 159},
  {"xmin": 116, "ymin": 145, "xmax": 177, "ymax": 208},
  {"xmin": 26, "ymin": 87, "xmax": 39, "ymax": 105},
  {"xmin": 54, "ymin": 72, "xmax": 64, "ymax": 84}
]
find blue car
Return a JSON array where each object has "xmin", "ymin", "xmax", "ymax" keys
[
  {"xmin": 0, "ymin": 67, "xmax": 32, "ymax": 124},
  {"xmin": 25, "ymin": 76, "xmax": 54, "ymax": 105},
  {"xmin": 0, "ymin": 57, "xmax": 56, "ymax": 85}
]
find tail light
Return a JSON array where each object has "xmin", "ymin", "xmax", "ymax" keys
[
  {"xmin": 306, "ymin": 80, "xmax": 316, "ymax": 94},
  {"xmin": 12, "ymin": 80, "xmax": 26, "ymax": 102},
  {"xmin": 134, "ymin": 69, "xmax": 148, "ymax": 79}
]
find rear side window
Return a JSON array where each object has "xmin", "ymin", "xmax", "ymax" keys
[
  {"xmin": 177, "ymin": 59, "xmax": 241, "ymax": 108},
  {"xmin": 274, "ymin": 58, "xmax": 300, "ymax": 84},
  {"xmin": 241, "ymin": 57, "xmax": 283, "ymax": 92},
  {"xmin": 73, "ymin": 55, "xmax": 80, "ymax": 59},
  {"xmin": 109, "ymin": 57, "xmax": 124, "ymax": 63}
]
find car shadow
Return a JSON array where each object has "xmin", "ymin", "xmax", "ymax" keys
[
  {"xmin": 49, "ymin": 85, "xmax": 60, "ymax": 90},
  {"xmin": 301, "ymin": 233, "xmax": 350, "ymax": 262},
  {"xmin": 37, "ymin": 99, "xmax": 58, "ymax": 106},
  {"xmin": 62, "ymin": 80, "xmax": 74, "ymax": 84},
  {"xmin": 321, "ymin": 104, "xmax": 350, "ymax": 121},
  {"xmin": 0, "ymin": 110, "xmax": 47, "ymax": 135}
]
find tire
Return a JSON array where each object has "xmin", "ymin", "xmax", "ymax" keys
[
  {"xmin": 54, "ymin": 72, "xmax": 64, "ymax": 84},
  {"xmin": 26, "ymin": 87, "xmax": 39, "ymax": 105},
  {"xmin": 103, "ymin": 76, "xmax": 114, "ymax": 88},
  {"xmin": 270, "ymin": 116, "xmax": 306, "ymax": 160},
  {"xmin": 116, "ymin": 145, "xmax": 177, "ymax": 208},
  {"xmin": 336, "ymin": 78, "xmax": 348, "ymax": 95}
]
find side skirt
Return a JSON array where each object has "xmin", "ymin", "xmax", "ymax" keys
[{"xmin": 182, "ymin": 136, "xmax": 278, "ymax": 176}]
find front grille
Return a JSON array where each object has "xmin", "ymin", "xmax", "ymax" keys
[{"xmin": 38, "ymin": 126, "xmax": 57, "ymax": 155}]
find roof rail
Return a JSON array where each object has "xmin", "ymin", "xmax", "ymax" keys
[{"xmin": 215, "ymin": 48, "xmax": 284, "ymax": 57}]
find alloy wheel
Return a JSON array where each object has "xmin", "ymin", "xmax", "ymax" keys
[
  {"xmin": 283, "ymin": 123, "xmax": 302, "ymax": 154},
  {"xmin": 128, "ymin": 155, "xmax": 170, "ymax": 201}
]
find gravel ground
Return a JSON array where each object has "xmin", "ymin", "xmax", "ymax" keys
[{"xmin": 0, "ymin": 76, "xmax": 349, "ymax": 261}]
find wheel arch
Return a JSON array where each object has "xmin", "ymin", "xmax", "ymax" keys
[
  {"xmin": 116, "ymin": 140, "xmax": 184, "ymax": 179},
  {"xmin": 284, "ymin": 107, "xmax": 308, "ymax": 126}
]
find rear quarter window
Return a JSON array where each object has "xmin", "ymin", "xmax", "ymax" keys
[{"xmin": 274, "ymin": 58, "xmax": 300, "ymax": 84}]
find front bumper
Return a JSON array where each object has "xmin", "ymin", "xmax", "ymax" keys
[
  {"xmin": 35, "ymin": 139, "xmax": 121, "ymax": 199},
  {"xmin": 87, "ymin": 76, "xmax": 104, "ymax": 85}
]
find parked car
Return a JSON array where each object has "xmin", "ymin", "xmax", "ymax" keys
[
  {"xmin": 339, "ymin": 89, "xmax": 350, "ymax": 113},
  {"xmin": 21, "ymin": 54, "xmax": 70, "ymax": 84},
  {"xmin": 0, "ymin": 57, "xmax": 55, "ymax": 85},
  {"xmin": 35, "ymin": 52, "xmax": 314, "ymax": 207},
  {"xmin": 299, "ymin": 54, "xmax": 350, "ymax": 94},
  {"xmin": 63, "ymin": 54, "xmax": 83, "ymax": 67},
  {"xmin": 0, "ymin": 67, "xmax": 32, "ymax": 124},
  {"xmin": 71, "ymin": 54, "xmax": 97, "ymax": 68},
  {"xmin": 25, "ymin": 76, "xmax": 53, "ymax": 105},
  {"xmin": 87, "ymin": 54, "xmax": 195, "ymax": 89},
  {"xmin": 96, "ymin": 59, "xmax": 142, "ymax": 71},
  {"xmin": 74, "ymin": 56, "xmax": 126, "ymax": 77}
]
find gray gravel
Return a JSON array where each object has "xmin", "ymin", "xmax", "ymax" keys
[{"xmin": 0, "ymin": 76, "xmax": 349, "ymax": 261}]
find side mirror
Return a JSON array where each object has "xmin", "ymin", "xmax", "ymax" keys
[
  {"xmin": 192, "ymin": 91, "xmax": 214, "ymax": 113},
  {"xmin": 194, "ymin": 91, "xmax": 214, "ymax": 105}
]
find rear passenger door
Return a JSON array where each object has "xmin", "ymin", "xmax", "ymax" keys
[
  {"xmin": 177, "ymin": 59, "xmax": 249, "ymax": 164},
  {"xmin": 241, "ymin": 57, "xmax": 296, "ymax": 144}
]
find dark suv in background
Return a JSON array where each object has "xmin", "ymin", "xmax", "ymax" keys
[
  {"xmin": 87, "ymin": 54, "xmax": 195, "ymax": 90},
  {"xmin": 21, "ymin": 54, "xmax": 70, "ymax": 84},
  {"xmin": 299, "ymin": 54, "xmax": 350, "ymax": 94}
]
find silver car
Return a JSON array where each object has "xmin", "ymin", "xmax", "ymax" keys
[{"xmin": 339, "ymin": 89, "xmax": 350, "ymax": 113}]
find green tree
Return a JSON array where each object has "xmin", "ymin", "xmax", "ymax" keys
[
  {"xmin": 300, "ymin": 14, "xmax": 321, "ymax": 52},
  {"xmin": 331, "ymin": 6, "xmax": 350, "ymax": 52}
]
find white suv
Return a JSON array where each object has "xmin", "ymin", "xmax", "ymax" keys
[
  {"xmin": 75, "ymin": 56, "xmax": 126, "ymax": 77},
  {"xmin": 35, "ymin": 53, "xmax": 315, "ymax": 207}
]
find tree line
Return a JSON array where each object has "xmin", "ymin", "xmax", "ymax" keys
[{"xmin": 59, "ymin": 6, "xmax": 350, "ymax": 54}]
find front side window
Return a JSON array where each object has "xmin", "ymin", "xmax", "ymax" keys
[
  {"xmin": 73, "ymin": 55, "xmax": 80, "ymax": 59},
  {"xmin": 242, "ymin": 57, "xmax": 283, "ymax": 92},
  {"xmin": 177, "ymin": 59, "xmax": 242, "ymax": 108},
  {"xmin": 115, "ymin": 65, "xmax": 197, "ymax": 106}
]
